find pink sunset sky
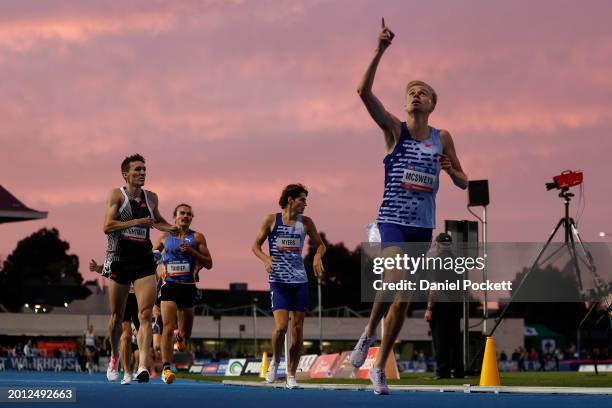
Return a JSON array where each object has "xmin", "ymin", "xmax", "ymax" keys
[{"xmin": 1, "ymin": 0, "xmax": 611, "ymax": 290}]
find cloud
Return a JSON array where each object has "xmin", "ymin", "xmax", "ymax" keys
[
  {"xmin": 16, "ymin": 172, "xmax": 355, "ymax": 211},
  {"xmin": 2, "ymin": 1, "xmax": 612, "ymax": 289},
  {"xmin": 0, "ymin": 0, "xmax": 322, "ymax": 52},
  {"xmin": 0, "ymin": 7, "xmax": 177, "ymax": 51}
]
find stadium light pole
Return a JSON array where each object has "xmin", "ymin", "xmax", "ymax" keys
[
  {"xmin": 483, "ymin": 204, "xmax": 488, "ymax": 333},
  {"xmin": 467, "ymin": 180, "xmax": 490, "ymax": 334},
  {"xmin": 252, "ymin": 298, "xmax": 258, "ymax": 357},
  {"xmin": 213, "ymin": 313, "xmax": 222, "ymax": 356}
]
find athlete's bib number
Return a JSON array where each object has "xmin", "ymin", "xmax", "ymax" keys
[
  {"xmin": 167, "ymin": 263, "xmax": 191, "ymax": 276},
  {"xmin": 276, "ymin": 236, "xmax": 301, "ymax": 252},
  {"xmin": 401, "ymin": 165, "xmax": 436, "ymax": 193},
  {"xmin": 121, "ymin": 226, "xmax": 147, "ymax": 241}
]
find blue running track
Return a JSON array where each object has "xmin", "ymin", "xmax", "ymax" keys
[{"xmin": 0, "ymin": 372, "xmax": 610, "ymax": 408}]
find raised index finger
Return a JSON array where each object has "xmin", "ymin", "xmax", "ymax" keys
[{"xmin": 381, "ymin": 17, "xmax": 386, "ymax": 29}]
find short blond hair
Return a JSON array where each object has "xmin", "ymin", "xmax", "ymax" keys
[{"xmin": 406, "ymin": 80, "xmax": 437, "ymax": 111}]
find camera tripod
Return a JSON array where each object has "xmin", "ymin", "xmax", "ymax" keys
[{"xmin": 471, "ymin": 188, "xmax": 608, "ymax": 372}]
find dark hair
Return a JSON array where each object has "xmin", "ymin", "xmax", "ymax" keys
[
  {"xmin": 173, "ymin": 203, "xmax": 193, "ymax": 217},
  {"xmin": 121, "ymin": 154, "xmax": 145, "ymax": 175},
  {"xmin": 435, "ymin": 232, "xmax": 452, "ymax": 243},
  {"xmin": 279, "ymin": 184, "xmax": 308, "ymax": 209}
]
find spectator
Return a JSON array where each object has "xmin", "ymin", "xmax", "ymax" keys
[
  {"xmin": 76, "ymin": 346, "xmax": 86, "ymax": 372},
  {"xmin": 23, "ymin": 340, "xmax": 33, "ymax": 357},
  {"xmin": 538, "ymin": 350, "xmax": 546, "ymax": 371},
  {"xmin": 425, "ymin": 233, "xmax": 464, "ymax": 379},
  {"xmin": 554, "ymin": 348, "xmax": 562, "ymax": 370},
  {"xmin": 518, "ymin": 347, "xmax": 527, "ymax": 371}
]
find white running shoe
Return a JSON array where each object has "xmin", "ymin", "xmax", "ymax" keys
[
  {"xmin": 106, "ymin": 356, "xmax": 120, "ymax": 382},
  {"xmin": 349, "ymin": 335, "xmax": 374, "ymax": 368},
  {"xmin": 369, "ymin": 368, "xmax": 389, "ymax": 395},
  {"xmin": 286, "ymin": 376, "xmax": 299, "ymax": 389},
  {"xmin": 265, "ymin": 363, "xmax": 278, "ymax": 383},
  {"xmin": 135, "ymin": 367, "xmax": 150, "ymax": 383},
  {"xmin": 120, "ymin": 372, "xmax": 132, "ymax": 385}
]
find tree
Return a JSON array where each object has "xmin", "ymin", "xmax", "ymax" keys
[
  {"xmin": 304, "ymin": 233, "xmax": 363, "ymax": 311},
  {"xmin": 0, "ymin": 228, "xmax": 85, "ymax": 312},
  {"xmin": 503, "ymin": 264, "xmax": 587, "ymax": 338}
]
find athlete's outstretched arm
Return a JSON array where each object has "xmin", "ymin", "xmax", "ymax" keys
[
  {"xmin": 357, "ymin": 19, "xmax": 402, "ymax": 151},
  {"xmin": 149, "ymin": 193, "xmax": 179, "ymax": 233},
  {"xmin": 439, "ymin": 130, "xmax": 468, "ymax": 190},
  {"xmin": 103, "ymin": 189, "xmax": 154, "ymax": 234},
  {"xmin": 252, "ymin": 214, "xmax": 275, "ymax": 274},
  {"xmin": 303, "ymin": 216, "xmax": 326, "ymax": 279},
  {"xmin": 182, "ymin": 233, "xmax": 212, "ymax": 270}
]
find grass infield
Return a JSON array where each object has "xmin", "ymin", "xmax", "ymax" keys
[{"xmin": 177, "ymin": 371, "xmax": 611, "ymax": 387}]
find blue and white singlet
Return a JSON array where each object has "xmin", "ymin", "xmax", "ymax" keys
[
  {"xmin": 377, "ymin": 123, "xmax": 443, "ymax": 228},
  {"xmin": 267, "ymin": 213, "xmax": 307, "ymax": 284}
]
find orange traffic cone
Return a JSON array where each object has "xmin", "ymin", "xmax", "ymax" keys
[{"xmin": 479, "ymin": 336, "xmax": 501, "ymax": 386}]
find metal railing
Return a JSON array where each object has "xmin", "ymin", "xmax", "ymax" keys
[
  {"xmin": 196, "ymin": 304, "xmax": 271, "ymax": 317},
  {"xmin": 195, "ymin": 304, "xmax": 367, "ymax": 318}
]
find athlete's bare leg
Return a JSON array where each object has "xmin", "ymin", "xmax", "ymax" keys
[
  {"xmin": 288, "ymin": 311, "xmax": 305, "ymax": 376},
  {"xmin": 108, "ymin": 281, "xmax": 130, "ymax": 359},
  {"xmin": 133, "ymin": 275, "xmax": 156, "ymax": 369},
  {"xmin": 119, "ymin": 322, "xmax": 133, "ymax": 374},
  {"xmin": 146, "ymin": 347, "xmax": 154, "ymax": 372},
  {"xmin": 271, "ymin": 310, "xmax": 289, "ymax": 364},
  {"xmin": 152, "ymin": 304, "xmax": 162, "ymax": 364},
  {"xmin": 362, "ymin": 246, "xmax": 403, "ymax": 337},
  {"xmin": 161, "ymin": 301, "xmax": 178, "ymax": 365},
  {"xmin": 375, "ymin": 300, "xmax": 408, "ymax": 369},
  {"xmin": 132, "ymin": 349, "xmax": 139, "ymax": 373},
  {"xmin": 85, "ymin": 349, "xmax": 94, "ymax": 370},
  {"xmin": 178, "ymin": 307, "xmax": 195, "ymax": 344},
  {"xmin": 153, "ymin": 333, "xmax": 162, "ymax": 363}
]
